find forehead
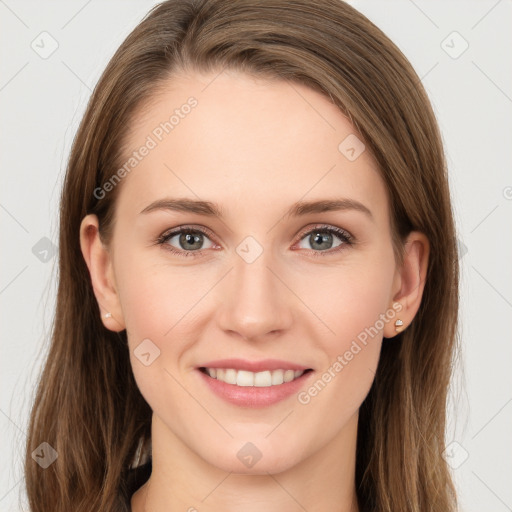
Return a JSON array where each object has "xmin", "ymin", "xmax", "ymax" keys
[{"xmin": 115, "ymin": 69, "xmax": 389, "ymax": 225}]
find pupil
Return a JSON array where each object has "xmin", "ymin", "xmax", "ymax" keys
[
  {"xmin": 181, "ymin": 232, "xmax": 202, "ymax": 250},
  {"xmin": 311, "ymin": 232, "xmax": 332, "ymax": 250}
]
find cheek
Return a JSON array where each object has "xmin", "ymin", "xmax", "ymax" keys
[
  {"xmin": 295, "ymin": 255, "xmax": 394, "ymax": 347},
  {"xmin": 116, "ymin": 260, "xmax": 200, "ymax": 413},
  {"xmin": 112, "ymin": 248, "xmax": 193, "ymax": 380},
  {"xmin": 332, "ymin": 269, "xmax": 392, "ymax": 341},
  {"xmin": 293, "ymin": 254, "xmax": 394, "ymax": 407},
  {"xmin": 115, "ymin": 246, "xmax": 200, "ymax": 338}
]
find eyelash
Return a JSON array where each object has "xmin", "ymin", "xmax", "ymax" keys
[{"xmin": 155, "ymin": 224, "xmax": 354, "ymax": 259}]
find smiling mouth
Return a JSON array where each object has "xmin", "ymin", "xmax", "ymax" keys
[{"xmin": 199, "ymin": 367, "xmax": 314, "ymax": 387}]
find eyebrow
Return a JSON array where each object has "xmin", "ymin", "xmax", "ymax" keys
[{"xmin": 139, "ymin": 197, "xmax": 373, "ymax": 221}]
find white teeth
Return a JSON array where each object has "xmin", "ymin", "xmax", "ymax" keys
[
  {"xmin": 237, "ymin": 370, "xmax": 254, "ymax": 387},
  {"xmin": 271, "ymin": 370, "xmax": 284, "ymax": 385},
  {"xmin": 224, "ymin": 368, "xmax": 237, "ymax": 385},
  {"xmin": 204, "ymin": 367, "xmax": 306, "ymax": 387},
  {"xmin": 254, "ymin": 370, "xmax": 271, "ymax": 387},
  {"xmin": 284, "ymin": 369, "xmax": 295, "ymax": 382}
]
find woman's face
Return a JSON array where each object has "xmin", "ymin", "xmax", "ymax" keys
[{"xmin": 95, "ymin": 69, "xmax": 405, "ymax": 474}]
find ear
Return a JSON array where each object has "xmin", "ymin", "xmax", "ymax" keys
[
  {"xmin": 384, "ymin": 231, "xmax": 430, "ymax": 339},
  {"xmin": 79, "ymin": 214, "xmax": 126, "ymax": 332}
]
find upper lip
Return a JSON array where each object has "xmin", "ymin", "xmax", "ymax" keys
[{"xmin": 198, "ymin": 358, "xmax": 312, "ymax": 372}]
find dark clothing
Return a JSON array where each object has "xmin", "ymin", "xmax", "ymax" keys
[{"xmin": 123, "ymin": 459, "xmax": 152, "ymax": 508}]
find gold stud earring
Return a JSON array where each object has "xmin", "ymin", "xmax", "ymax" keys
[{"xmin": 395, "ymin": 319, "xmax": 404, "ymax": 332}]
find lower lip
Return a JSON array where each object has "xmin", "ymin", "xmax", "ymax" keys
[{"xmin": 196, "ymin": 368, "xmax": 314, "ymax": 408}]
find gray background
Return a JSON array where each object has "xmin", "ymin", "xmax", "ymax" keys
[{"xmin": 1, "ymin": 0, "xmax": 511, "ymax": 510}]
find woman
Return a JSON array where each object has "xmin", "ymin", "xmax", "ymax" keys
[{"xmin": 24, "ymin": 0, "xmax": 460, "ymax": 511}]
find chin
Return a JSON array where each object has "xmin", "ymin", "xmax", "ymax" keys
[{"xmin": 200, "ymin": 437, "xmax": 303, "ymax": 475}]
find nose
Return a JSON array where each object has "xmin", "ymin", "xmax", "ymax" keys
[{"xmin": 216, "ymin": 247, "xmax": 294, "ymax": 342}]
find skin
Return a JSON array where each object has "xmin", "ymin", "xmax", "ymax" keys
[{"xmin": 80, "ymin": 69, "xmax": 429, "ymax": 512}]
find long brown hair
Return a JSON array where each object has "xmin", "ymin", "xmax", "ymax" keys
[{"xmin": 24, "ymin": 1, "xmax": 460, "ymax": 510}]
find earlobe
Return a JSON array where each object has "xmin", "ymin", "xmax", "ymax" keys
[
  {"xmin": 384, "ymin": 231, "xmax": 430, "ymax": 339},
  {"xmin": 79, "ymin": 214, "xmax": 126, "ymax": 332}
]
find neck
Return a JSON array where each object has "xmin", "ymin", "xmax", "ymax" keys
[{"xmin": 132, "ymin": 412, "xmax": 360, "ymax": 512}]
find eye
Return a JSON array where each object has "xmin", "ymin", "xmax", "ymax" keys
[
  {"xmin": 293, "ymin": 224, "xmax": 353, "ymax": 256},
  {"xmin": 156, "ymin": 226, "xmax": 216, "ymax": 258},
  {"xmin": 155, "ymin": 223, "xmax": 354, "ymax": 259}
]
